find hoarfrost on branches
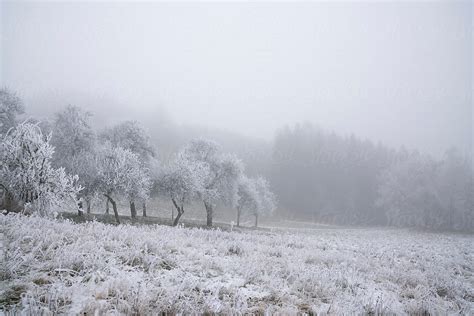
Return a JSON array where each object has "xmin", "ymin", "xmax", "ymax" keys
[
  {"xmin": 97, "ymin": 144, "xmax": 149, "ymax": 223},
  {"xmin": 158, "ymin": 150, "xmax": 208, "ymax": 225},
  {"xmin": 100, "ymin": 120, "xmax": 155, "ymax": 163},
  {"xmin": 0, "ymin": 122, "xmax": 81, "ymax": 215},
  {"xmin": 0, "ymin": 88, "xmax": 24, "ymax": 136},
  {"xmin": 51, "ymin": 105, "xmax": 99, "ymax": 214},
  {"xmin": 183, "ymin": 139, "xmax": 244, "ymax": 226},
  {"xmin": 254, "ymin": 176, "xmax": 277, "ymax": 227},
  {"xmin": 236, "ymin": 176, "xmax": 260, "ymax": 227}
]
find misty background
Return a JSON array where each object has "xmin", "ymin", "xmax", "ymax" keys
[
  {"xmin": 0, "ymin": 1, "xmax": 473, "ymax": 229},
  {"xmin": 1, "ymin": 1, "xmax": 472, "ymax": 158}
]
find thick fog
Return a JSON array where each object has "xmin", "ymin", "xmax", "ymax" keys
[
  {"xmin": 1, "ymin": 3, "xmax": 474, "ymax": 314},
  {"xmin": 1, "ymin": 1, "xmax": 472, "ymax": 157}
]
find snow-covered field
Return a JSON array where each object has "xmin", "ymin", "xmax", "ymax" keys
[{"xmin": 1, "ymin": 214, "xmax": 473, "ymax": 315}]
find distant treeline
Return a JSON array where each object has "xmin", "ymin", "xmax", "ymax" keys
[{"xmin": 267, "ymin": 123, "xmax": 473, "ymax": 231}]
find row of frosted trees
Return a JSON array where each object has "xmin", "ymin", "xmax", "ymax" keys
[{"xmin": 0, "ymin": 89, "xmax": 276, "ymax": 227}]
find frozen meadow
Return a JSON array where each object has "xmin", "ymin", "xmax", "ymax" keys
[{"xmin": 1, "ymin": 214, "xmax": 473, "ymax": 315}]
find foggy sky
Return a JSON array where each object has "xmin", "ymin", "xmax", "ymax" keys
[{"xmin": 1, "ymin": 1, "xmax": 472, "ymax": 157}]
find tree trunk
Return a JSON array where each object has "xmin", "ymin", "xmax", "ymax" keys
[
  {"xmin": 142, "ymin": 202, "xmax": 147, "ymax": 217},
  {"xmin": 105, "ymin": 199, "xmax": 109, "ymax": 214},
  {"xmin": 236, "ymin": 207, "xmax": 241, "ymax": 227},
  {"xmin": 255, "ymin": 214, "xmax": 258, "ymax": 228},
  {"xmin": 173, "ymin": 210, "xmax": 184, "ymax": 226},
  {"xmin": 105, "ymin": 194, "xmax": 120, "ymax": 224},
  {"xmin": 78, "ymin": 200, "xmax": 83, "ymax": 216},
  {"xmin": 86, "ymin": 199, "xmax": 91, "ymax": 214},
  {"xmin": 171, "ymin": 198, "xmax": 184, "ymax": 226},
  {"xmin": 4, "ymin": 190, "xmax": 12, "ymax": 212},
  {"xmin": 204, "ymin": 201, "xmax": 213, "ymax": 227},
  {"xmin": 130, "ymin": 201, "xmax": 136, "ymax": 219},
  {"xmin": 2, "ymin": 188, "xmax": 22, "ymax": 213}
]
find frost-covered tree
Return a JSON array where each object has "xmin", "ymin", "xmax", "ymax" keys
[
  {"xmin": 142, "ymin": 158, "xmax": 161, "ymax": 217},
  {"xmin": 100, "ymin": 120, "xmax": 154, "ymax": 162},
  {"xmin": 100, "ymin": 120, "xmax": 155, "ymax": 214},
  {"xmin": 377, "ymin": 149, "xmax": 474, "ymax": 231},
  {"xmin": 236, "ymin": 176, "xmax": 259, "ymax": 227},
  {"xmin": 51, "ymin": 105, "xmax": 94, "ymax": 158},
  {"xmin": 0, "ymin": 122, "xmax": 81, "ymax": 215},
  {"xmin": 254, "ymin": 176, "xmax": 277, "ymax": 227},
  {"xmin": 97, "ymin": 145, "xmax": 145, "ymax": 223},
  {"xmin": 0, "ymin": 88, "xmax": 24, "ymax": 136},
  {"xmin": 125, "ymin": 164, "xmax": 152, "ymax": 219},
  {"xmin": 158, "ymin": 151, "xmax": 208, "ymax": 226},
  {"xmin": 69, "ymin": 152, "xmax": 100, "ymax": 214},
  {"xmin": 183, "ymin": 139, "xmax": 243, "ymax": 226},
  {"xmin": 51, "ymin": 105, "xmax": 98, "ymax": 214}
]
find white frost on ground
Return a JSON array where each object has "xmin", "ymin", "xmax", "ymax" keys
[{"xmin": 1, "ymin": 214, "xmax": 473, "ymax": 314}]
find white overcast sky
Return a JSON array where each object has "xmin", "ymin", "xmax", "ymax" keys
[{"xmin": 1, "ymin": 1, "xmax": 472, "ymax": 157}]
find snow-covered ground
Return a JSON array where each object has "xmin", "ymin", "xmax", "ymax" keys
[{"xmin": 1, "ymin": 214, "xmax": 473, "ymax": 315}]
